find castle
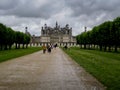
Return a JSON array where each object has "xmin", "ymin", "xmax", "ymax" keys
[{"xmin": 27, "ymin": 22, "xmax": 76, "ymax": 46}]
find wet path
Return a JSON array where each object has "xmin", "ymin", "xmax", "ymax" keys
[{"xmin": 0, "ymin": 47, "xmax": 105, "ymax": 90}]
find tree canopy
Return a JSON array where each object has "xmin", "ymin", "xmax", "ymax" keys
[
  {"xmin": 0, "ymin": 23, "xmax": 30, "ymax": 50},
  {"xmin": 76, "ymin": 17, "xmax": 120, "ymax": 52}
]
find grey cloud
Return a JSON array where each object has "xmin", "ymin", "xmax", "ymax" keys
[
  {"xmin": 0, "ymin": 0, "xmax": 19, "ymax": 10},
  {"xmin": 64, "ymin": 0, "xmax": 120, "ymax": 28},
  {"xmin": 1, "ymin": 0, "xmax": 65, "ymax": 19},
  {"xmin": 0, "ymin": 0, "xmax": 120, "ymax": 36},
  {"xmin": 65, "ymin": 0, "xmax": 120, "ymax": 16}
]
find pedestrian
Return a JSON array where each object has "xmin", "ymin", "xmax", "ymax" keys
[
  {"xmin": 64, "ymin": 45, "xmax": 68, "ymax": 49},
  {"xmin": 42, "ymin": 44, "xmax": 46, "ymax": 54},
  {"xmin": 48, "ymin": 45, "xmax": 51, "ymax": 53},
  {"xmin": 54, "ymin": 44, "xmax": 57, "ymax": 49}
]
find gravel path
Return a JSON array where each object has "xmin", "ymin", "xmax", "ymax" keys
[{"xmin": 0, "ymin": 47, "xmax": 105, "ymax": 90}]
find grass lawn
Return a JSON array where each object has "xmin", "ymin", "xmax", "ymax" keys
[
  {"xmin": 62, "ymin": 47, "xmax": 120, "ymax": 90},
  {"xmin": 0, "ymin": 47, "xmax": 42, "ymax": 63}
]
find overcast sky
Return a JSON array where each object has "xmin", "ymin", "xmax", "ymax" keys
[{"xmin": 0, "ymin": 0, "xmax": 120, "ymax": 36}]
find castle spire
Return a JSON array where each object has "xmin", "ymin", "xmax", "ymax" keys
[
  {"xmin": 85, "ymin": 26, "xmax": 87, "ymax": 32},
  {"xmin": 56, "ymin": 21, "xmax": 58, "ymax": 28},
  {"xmin": 25, "ymin": 27, "xmax": 28, "ymax": 33}
]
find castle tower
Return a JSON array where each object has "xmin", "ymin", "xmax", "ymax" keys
[
  {"xmin": 44, "ymin": 23, "xmax": 47, "ymax": 29},
  {"xmin": 85, "ymin": 26, "xmax": 87, "ymax": 32},
  {"xmin": 25, "ymin": 27, "xmax": 28, "ymax": 33},
  {"xmin": 56, "ymin": 21, "xmax": 58, "ymax": 28}
]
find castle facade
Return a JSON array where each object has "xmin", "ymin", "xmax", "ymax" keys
[{"xmin": 29, "ymin": 22, "xmax": 76, "ymax": 46}]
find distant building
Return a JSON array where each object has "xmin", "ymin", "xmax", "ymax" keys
[
  {"xmin": 40, "ymin": 22, "xmax": 76, "ymax": 46},
  {"xmin": 26, "ymin": 22, "xmax": 76, "ymax": 46}
]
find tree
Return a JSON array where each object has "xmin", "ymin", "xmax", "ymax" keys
[
  {"xmin": 0, "ymin": 23, "xmax": 30, "ymax": 50},
  {"xmin": 113, "ymin": 17, "xmax": 120, "ymax": 52},
  {"xmin": 6, "ymin": 28, "xmax": 15, "ymax": 50},
  {"xmin": 0, "ymin": 23, "xmax": 6, "ymax": 50},
  {"xmin": 76, "ymin": 17, "xmax": 120, "ymax": 52}
]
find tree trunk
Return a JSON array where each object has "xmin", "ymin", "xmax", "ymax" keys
[
  {"xmin": 18, "ymin": 44, "xmax": 20, "ymax": 49},
  {"xmin": 104, "ymin": 46, "xmax": 107, "ymax": 51},
  {"xmin": 0, "ymin": 45, "xmax": 2, "ymax": 50},
  {"xmin": 88, "ymin": 44, "xmax": 90, "ymax": 49},
  {"xmin": 9, "ymin": 45, "xmax": 12, "ymax": 50},
  {"xmin": 100, "ymin": 45, "xmax": 102, "ymax": 51},
  {"xmin": 81, "ymin": 44, "xmax": 82, "ymax": 48},
  {"xmin": 26, "ymin": 44, "xmax": 28, "ymax": 48},
  {"xmin": 4, "ymin": 45, "xmax": 8, "ymax": 50},
  {"xmin": 84, "ymin": 44, "xmax": 86, "ymax": 49},
  {"xmin": 15, "ymin": 43, "xmax": 17, "ymax": 49},
  {"xmin": 115, "ymin": 45, "xmax": 118, "ymax": 52},
  {"xmin": 94, "ymin": 44, "xmax": 95, "ymax": 49},
  {"xmin": 22, "ymin": 44, "xmax": 25, "ymax": 49},
  {"xmin": 108, "ymin": 46, "xmax": 111, "ymax": 52}
]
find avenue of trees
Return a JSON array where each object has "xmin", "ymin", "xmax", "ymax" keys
[
  {"xmin": 0, "ymin": 23, "xmax": 30, "ymax": 50},
  {"xmin": 76, "ymin": 17, "xmax": 120, "ymax": 52}
]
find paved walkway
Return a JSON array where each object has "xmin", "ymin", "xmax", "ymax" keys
[{"xmin": 0, "ymin": 47, "xmax": 105, "ymax": 90}]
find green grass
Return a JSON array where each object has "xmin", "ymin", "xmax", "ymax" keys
[
  {"xmin": 0, "ymin": 47, "xmax": 42, "ymax": 63},
  {"xmin": 62, "ymin": 47, "xmax": 120, "ymax": 90}
]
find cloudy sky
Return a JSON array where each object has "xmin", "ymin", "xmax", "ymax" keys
[{"xmin": 0, "ymin": 0, "xmax": 120, "ymax": 36}]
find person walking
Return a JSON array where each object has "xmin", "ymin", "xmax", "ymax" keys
[
  {"xmin": 48, "ymin": 45, "xmax": 51, "ymax": 53},
  {"xmin": 42, "ymin": 44, "xmax": 46, "ymax": 54}
]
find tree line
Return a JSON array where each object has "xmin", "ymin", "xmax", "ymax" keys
[
  {"xmin": 0, "ymin": 23, "xmax": 30, "ymax": 50},
  {"xmin": 76, "ymin": 17, "xmax": 120, "ymax": 52}
]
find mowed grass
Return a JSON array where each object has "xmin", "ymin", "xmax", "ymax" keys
[
  {"xmin": 63, "ymin": 47, "xmax": 120, "ymax": 90},
  {"xmin": 0, "ymin": 47, "xmax": 42, "ymax": 63}
]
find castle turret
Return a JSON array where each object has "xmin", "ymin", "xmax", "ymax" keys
[
  {"xmin": 56, "ymin": 21, "xmax": 58, "ymax": 28},
  {"xmin": 25, "ymin": 27, "xmax": 28, "ymax": 33},
  {"xmin": 85, "ymin": 26, "xmax": 87, "ymax": 32},
  {"xmin": 25, "ymin": 27, "xmax": 31, "ymax": 36}
]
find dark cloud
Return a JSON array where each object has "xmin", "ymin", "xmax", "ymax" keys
[
  {"xmin": 0, "ymin": 0, "xmax": 19, "ymax": 10},
  {"xmin": 0, "ymin": 0, "xmax": 120, "ymax": 35},
  {"xmin": 64, "ymin": 0, "xmax": 120, "ymax": 29},
  {"xmin": 1, "ymin": 0, "xmax": 65, "ymax": 19},
  {"xmin": 66, "ymin": 0, "xmax": 120, "ymax": 16}
]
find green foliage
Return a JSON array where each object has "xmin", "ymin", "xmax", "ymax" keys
[
  {"xmin": 63, "ymin": 47, "xmax": 120, "ymax": 90},
  {"xmin": 0, "ymin": 23, "xmax": 30, "ymax": 50},
  {"xmin": 0, "ymin": 47, "xmax": 42, "ymax": 63},
  {"xmin": 76, "ymin": 16, "xmax": 120, "ymax": 52}
]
